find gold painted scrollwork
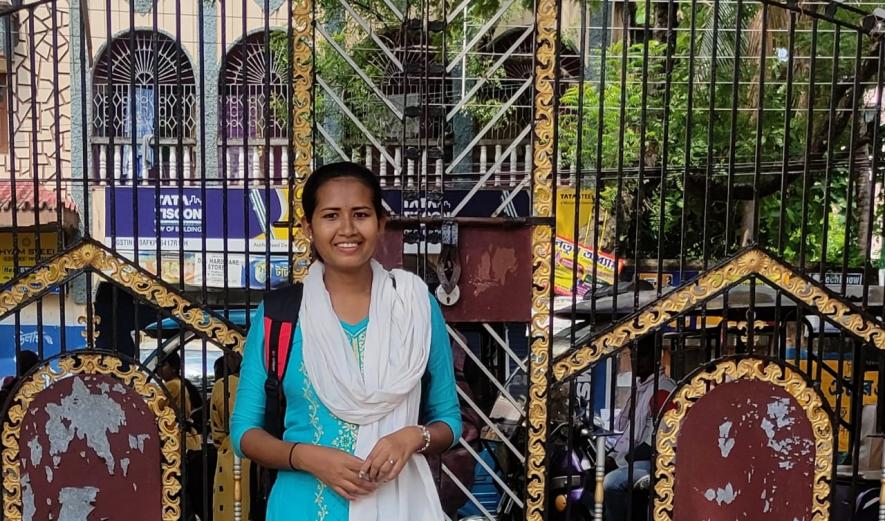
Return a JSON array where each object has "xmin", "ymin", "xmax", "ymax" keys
[
  {"xmin": 1, "ymin": 353, "xmax": 182, "ymax": 520},
  {"xmin": 654, "ymin": 357, "xmax": 832, "ymax": 521},
  {"xmin": 526, "ymin": 0, "xmax": 559, "ymax": 520},
  {"xmin": 289, "ymin": 0, "xmax": 314, "ymax": 283},
  {"xmin": 0, "ymin": 240, "xmax": 245, "ymax": 353},
  {"xmin": 552, "ymin": 247, "xmax": 885, "ymax": 383}
]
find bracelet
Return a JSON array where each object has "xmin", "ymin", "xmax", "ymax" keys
[
  {"xmin": 288, "ymin": 442, "xmax": 300, "ymax": 471},
  {"xmin": 416, "ymin": 425, "xmax": 431, "ymax": 454}
]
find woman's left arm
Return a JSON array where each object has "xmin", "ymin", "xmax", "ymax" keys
[
  {"xmin": 417, "ymin": 294, "xmax": 462, "ymax": 452},
  {"xmin": 361, "ymin": 295, "xmax": 463, "ymax": 482}
]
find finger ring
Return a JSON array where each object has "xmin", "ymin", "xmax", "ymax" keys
[
  {"xmin": 388, "ymin": 458, "xmax": 396, "ymax": 466},
  {"xmin": 359, "ymin": 471, "xmax": 367, "ymax": 480}
]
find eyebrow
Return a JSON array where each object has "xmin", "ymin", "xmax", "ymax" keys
[{"xmin": 318, "ymin": 205, "xmax": 373, "ymax": 212}]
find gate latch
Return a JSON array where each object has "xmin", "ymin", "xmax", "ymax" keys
[{"xmin": 434, "ymin": 221, "xmax": 461, "ymax": 306}]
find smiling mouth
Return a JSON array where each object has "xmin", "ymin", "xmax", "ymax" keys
[{"xmin": 333, "ymin": 241, "xmax": 362, "ymax": 253}]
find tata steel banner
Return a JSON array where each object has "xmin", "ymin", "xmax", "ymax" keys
[
  {"xmin": 553, "ymin": 188, "xmax": 621, "ymax": 296},
  {"xmin": 102, "ymin": 186, "xmax": 529, "ymax": 290}
]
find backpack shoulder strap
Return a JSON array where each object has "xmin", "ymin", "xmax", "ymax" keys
[{"xmin": 262, "ymin": 283, "xmax": 303, "ymax": 382}]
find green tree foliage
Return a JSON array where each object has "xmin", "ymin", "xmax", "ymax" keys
[{"xmin": 557, "ymin": 1, "xmax": 882, "ymax": 266}]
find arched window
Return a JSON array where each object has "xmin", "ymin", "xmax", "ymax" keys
[
  {"xmin": 219, "ymin": 30, "xmax": 289, "ymax": 181},
  {"xmin": 92, "ymin": 31, "xmax": 196, "ymax": 181}
]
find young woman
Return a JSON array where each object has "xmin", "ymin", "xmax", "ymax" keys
[{"xmin": 231, "ymin": 162, "xmax": 462, "ymax": 520}]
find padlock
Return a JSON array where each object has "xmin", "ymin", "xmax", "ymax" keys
[{"xmin": 435, "ymin": 283, "xmax": 461, "ymax": 306}]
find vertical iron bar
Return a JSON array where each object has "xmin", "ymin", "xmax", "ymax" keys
[
  {"xmin": 632, "ymin": 0, "xmax": 652, "ymax": 311},
  {"xmin": 566, "ymin": 2, "xmax": 591, "ymax": 517},
  {"xmin": 611, "ymin": 0, "xmax": 632, "ymax": 329},
  {"xmin": 175, "ymin": 0, "xmax": 184, "ymax": 294},
  {"xmin": 26, "ymin": 10, "xmax": 44, "ymax": 359},
  {"xmin": 796, "ymin": 18, "xmax": 820, "ymax": 371},
  {"xmin": 197, "ymin": 0, "xmax": 211, "ymax": 518},
  {"xmin": 819, "ymin": 25, "xmax": 841, "ymax": 286},
  {"xmin": 103, "ymin": 0, "xmax": 119, "ymax": 356},
  {"xmin": 286, "ymin": 0, "xmax": 294, "ymax": 285},
  {"xmin": 128, "ymin": 0, "xmax": 140, "ymax": 364},
  {"xmin": 220, "ymin": 0, "xmax": 231, "ymax": 319},
  {"xmin": 724, "ymin": 0, "xmax": 744, "ymax": 256},
  {"xmin": 700, "ymin": 0, "xmax": 721, "ymax": 359},
  {"xmin": 50, "ymin": 0, "xmax": 66, "ymax": 354},
  {"xmin": 76, "ymin": 0, "xmax": 93, "ymax": 347},
  {"xmin": 774, "ymin": 12, "xmax": 798, "ymax": 362},
  {"xmin": 172, "ymin": 1, "xmax": 187, "ymax": 516},
  {"xmin": 263, "ymin": 0, "xmax": 272, "ymax": 293},
  {"xmin": 839, "ymin": 32, "xmax": 864, "ymax": 298},
  {"xmin": 750, "ymin": 3, "xmax": 769, "ymax": 240},
  {"xmin": 798, "ymin": 18, "xmax": 818, "ymax": 272},
  {"xmin": 625, "ymin": 340, "xmax": 639, "ymax": 521},
  {"xmin": 241, "ymin": 0, "xmax": 252, "ymax": 328},
  {"xmin": 862, "ymin": 39, "xmax": 884, "ymax": 310},
  {"xmin": 656, "ymin": 0, "xmax": 676, "ymax": 297},
  {"xmin": 849, "ymin": 338, "xmax": 864, "ymax": 505},
  {"xmin": 589, "ymin": 0, "xmax": 611, "ymax": 325},
  {"xmin": 5, "ymin": 1, "xmax": 21, "ymax": 364},
  {"xmin": 152, "ymin": 0, "xmax": 161, "ymax": 285},
  {"xmin": 678, "ymin": 0, "xmax": 698, "ymax": 284}
]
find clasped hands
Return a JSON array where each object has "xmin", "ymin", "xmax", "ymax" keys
[{"xmin": 293, "ymin": 426, "xmax": 425, "ymax": 501}]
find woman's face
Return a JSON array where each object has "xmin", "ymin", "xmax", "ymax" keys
[{"xmin": 303, "ymin": 177, "xmax": 384, "ymax": 273}]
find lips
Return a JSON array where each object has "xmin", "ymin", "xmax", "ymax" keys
[{"xmin": 333, "ymin": 241, "xmax": 362, "ymax": 254}]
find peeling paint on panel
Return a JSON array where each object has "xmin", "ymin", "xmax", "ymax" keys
[
  {"xmin": 128, "ymin": 433, "xmax": 150, "ymax": 453},
  {"xmin": 22, "ymin": 474, "xmax": 35, "ymax": 521},
  {"xmin": 702, "ymin": 483, "xmax": 738, "ymax": 505},
  {"xmin": 45, "ymin": 377, "xmax": 126, "ymax": 474},
  {"xmin": 57, "ymin": 486, "xmax": 98, "ymax": 521},
  {"xmin": 28, "ymin": 437, "xmax": 43, "ymax": 467},
  {"xmin": 718, "ymin": 421, "xmax": 735, "ymax": 458},
  {"xmin": 121, "ymin": 458, "xmax": 130, "ymax": 477},
  {"xmin": 44, "ymin": 466, "xmax": 53, "ymax": 483}
]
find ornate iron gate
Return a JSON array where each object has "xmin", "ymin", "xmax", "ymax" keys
[
  {"xmin": 533, "ymin": 1, "xmax": 885, "ymax": 520},
  {"xmin": 0, "ymin": 0, "xmax": 882, "ymax": 519}
]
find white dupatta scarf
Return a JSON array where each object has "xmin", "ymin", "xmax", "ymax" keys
[{"xmin": 300, "ymin": 260, "xmax": 446, "ymax": 521}]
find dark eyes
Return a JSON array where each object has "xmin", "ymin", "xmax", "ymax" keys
[{"xmin": 321, "ymin": 211, "xmax": 371, "ymax": 220}]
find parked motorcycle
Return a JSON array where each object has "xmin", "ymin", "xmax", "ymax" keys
[{"xmin": 548, "ymin": 408, "xmax": 598, "ymax": 521}]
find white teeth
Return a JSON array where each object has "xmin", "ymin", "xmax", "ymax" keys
[{"xmin": 337, "ymin": 243, "xmax": 358, "ymax": 248}]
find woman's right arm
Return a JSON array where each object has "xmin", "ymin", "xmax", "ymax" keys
[{"xmin": 230, "ymin": 303, "xmax": 297, "ymax": 469}]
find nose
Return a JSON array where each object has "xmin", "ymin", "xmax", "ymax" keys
[{"xmin": 341, "ymin": 214, "xmax": 357, "ymax": 235}]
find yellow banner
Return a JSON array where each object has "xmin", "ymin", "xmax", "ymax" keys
[
  {"xmin": 0, "ymin": 232, "xmax": 58, "ymax": 283},
  {"xmin": 554, "ymin": 188, "xmax": 620, "ymax": 295},
  {"xmin": 556, "ymin": 188, "xmax": 596, "ymax": 244},
  {"xmin": 798, "ymin": 360, "xmax": 878, "ymax": 452}
]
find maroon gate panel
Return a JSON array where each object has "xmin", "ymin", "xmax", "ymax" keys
[
  {"xmin": 18, "ymin": 373, "xmax": 163, "ymax": 520},
  {"xmin": 673, "ymin": 379, "xmax": 815, "ymax": 520},
  {"xmin": 441, "ymin": 227, "xmax": 532, "ymax": 323}
]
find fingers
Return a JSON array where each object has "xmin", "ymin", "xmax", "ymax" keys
[
  {"xmin": 380, "ymin": 457, "xmax": 407, "ymax": 483},
  {"xmin": 366, "ymin": 453, "xmax": 395, "ymax": 482},
  {"xmin": 336, "ymin": 470, "xmax": 376, "ymax": 500},
  {"xmin": 363, "ymin": 450, "xmax": 406, "ymax": 483}
]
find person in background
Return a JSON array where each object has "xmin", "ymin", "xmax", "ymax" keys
[
  {"xmin": 0, "ymin": 350, "xmax": 40, "ymax": 408},
  {"xmin": 211, "ymin": 352, "xmax": 249, "ymax": 521},
  {"xmin": 158, "ymin": 350, "xmax": 206, "ymax": 520},
  {"xmin": 603, "ymin": 333, "xmax": 676, "ymax": 521},
  {"xmin": 214, "ymin": 356, "xmax": 226, "ymax": 383}
]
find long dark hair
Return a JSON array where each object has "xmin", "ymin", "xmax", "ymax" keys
[{"xmin": 302, "ymin": 161, "xmax": 386, "ymax": 223}]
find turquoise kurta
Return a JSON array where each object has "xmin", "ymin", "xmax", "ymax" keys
[{"xmin": 231, "ymin": 294, "xmax": 462, "ymax": 521}]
